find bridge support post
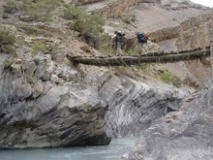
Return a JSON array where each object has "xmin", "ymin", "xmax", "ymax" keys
[{"xmin": 211, "ymin": 33, "xmax": 213, "ymax": 78}]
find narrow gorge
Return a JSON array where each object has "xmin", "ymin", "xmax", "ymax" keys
[{"xmin": 0, "ymin": 0, "xmax": 213, "ymax": 159}]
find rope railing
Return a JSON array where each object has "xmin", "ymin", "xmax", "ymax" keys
[{"xmin": 68, "ymin": 30, "xmax": 213, "ymax": 66}]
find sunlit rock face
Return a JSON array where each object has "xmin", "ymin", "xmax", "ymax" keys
[
  {"xmin": 82, "ymin": 67, "xmax": 188, "ymax": 138},
  {"xmin": 151, "ymin": 12, "xmax": 213, "ymax": 46},
  {"xmin": 121, "ymin": 80, "xmax": 213, "ymax": 160},
  {"xmin": 177, "ymin": 12, "xmax": 213, "ymax": 87},
  {"xmin": 102, "ymin": 77, "xmax": 187, "ymax": 138},
  {"xmin": 0, "ymin": 53, "xmax": 111, "ymax": 148},
  {"xmin": 149, "ymin": 11, "xmax": 213, "ymax": 87},
  {"xmin": 176, "ymin": 12, "xmax": 213, "ymax": 50}
]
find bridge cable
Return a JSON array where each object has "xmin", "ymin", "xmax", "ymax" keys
[{"xmin": 71, "ymin": 31, "xmax": 212, "ymax": 66}]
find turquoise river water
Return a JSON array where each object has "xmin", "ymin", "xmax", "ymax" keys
[{"xmin": 0, "ymin": 136, "xmax": 138, "ymax": 160}]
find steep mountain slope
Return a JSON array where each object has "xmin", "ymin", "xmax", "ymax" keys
[
  {"xmin": 134, "ymin": 0, "xmax": 209, "ymax": 32},
  {"xmin": 85, "ymin": 0, "xmax": 212, "ymax": 87}
]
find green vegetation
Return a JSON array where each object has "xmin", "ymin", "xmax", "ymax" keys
[
  {"xmin": 22, "ymin": 0, "xmax": 62, "ymax": 21},
  {"xmin": 126, "ymin": 50, "xmax": 137, "ymax": 56},
  {"xmin": 17, "ymin": 24, "xmax": 54, "ymax": 37},
  {"xmin": 63, "ymin": 5, "xmax": 86, "ymax": 20},
  {"xmin": 120, "ymin": 13, "xmax": 136, "ymax": 24},
  {"xmin": 3, "ymin": 0, "xmax": 63, "ymax": 22},
  {"xmin": 32, "ymin": 42, "xmax": 49, "ymax": 55},
  {"xmin": 3, "ymin": 0, "xmax": 19, "ymax": 14},
  {"xmin": 139, "ymin": 64, "xmax": 149, "ymax": 71},
  {"xmin": 63, "ymin": 5, "xmax": 104, "ymax": 48},
  {"xmin": 99, "ymin": 34, "xmax": 112, "ymax": 55},
  {"xmin": 0, "ymin": 27, "xmax": 16, "ymax": 53},
  {"xmin": 3, "ymin": 58, "xmax": 13, "ymax": 69},
  {"xmin": 22, "ymin": 4, "xmax": 49, "ymax": 22},
  {"xmin": 181, "ymin": 0, "xmax": 189, "ymax": 5},
  {"xmin": 2, "ymin": 12, "xmax": 9, "ymax": 19},
  {"xmin": 70, "ymin": 12, "xmax": 104, "ymax": 45},
  {"xmin": 159, "ymin": 70, "xmax": 181, "ymax": 87}
]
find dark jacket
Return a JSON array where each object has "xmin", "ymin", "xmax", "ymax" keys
[{"xmin": 137, "ymin": 32, "xmax": 148, "ymax": 43}]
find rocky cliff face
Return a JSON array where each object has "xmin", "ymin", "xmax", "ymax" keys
[
  {"xmin": 119, "ymin": 6, "xmax": 213, "ymax": 159},
  {"xmin": 84, "ymin": 0, "xmax": 137, "ymax": 18},
  {"xmin": 151, "ymin": 11, "xmax": 213, "ymax": 49},
  {"xmin": 151, "ymin": 11, "xmax": 213, "ymax": 87},
  {"xmin": 128, "ymin": 0, "xmax": 212, "ymax": 88},
  {"xmin": 0, "ymin": 50, "xmax": 187, "ymax": 148},
  {"xmin": 0, "ymin": 53, "xmax": 111, "ymax": 148},
  {"xmin": 122, "ymin": 80, "xmax": 213, "ymax": 160},
  {"xmin": 181, "ymin": 12, "xmax": 213, "ymax": 100},
  {"xmin": 134, "ymin": 0, "xmax": 209, "ymax": 33},
  {"xmin": 81, "ymin": 66, "xmax": 189, "ymax": 138}
]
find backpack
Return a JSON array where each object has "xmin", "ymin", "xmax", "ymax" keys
[
  {"xmin": 137, "ymin": 32, "xmax": 148, "ymax": 43},
  {"xmin": 113, "ymin": 31, "xmax": 126, "ymax": 50},
  {"xmin": 115, "ymin": 31, "xmax": 125, "ymax": 43}
]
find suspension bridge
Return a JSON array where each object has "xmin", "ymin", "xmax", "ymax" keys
[{"xmin": 67, "ymin": 47, "xmax": 212, "ymax": 66}]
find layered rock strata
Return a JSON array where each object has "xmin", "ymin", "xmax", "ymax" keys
[
  {"xmin": 81, "ymin": 67, "xmax": 189, "ymax": 138},
  {"xmin": 122, "ymin": 80, "xmax": 213, "ymax": 160}
]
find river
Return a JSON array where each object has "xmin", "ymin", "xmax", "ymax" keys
[{"xmin": 0, "ymin": 136, "xmax": 138, "ymax": 160}]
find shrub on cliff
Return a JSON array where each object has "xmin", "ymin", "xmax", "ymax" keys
[
  {"xmin": 63, "ymin": 5, "xmax": 86, "ymax": 20},
  {"xmin": 160, "ymin": 70, "xmax": 181, "ymax": 87},
  {"xmin": 120, "ymin": 13, "xmax": 136, "ymax": 24},
  {"xmin": 32, "ymin": 42, "xmax": 49, "ymax": 56},
  {"xmin": 77, "ymin": 13, "xmax": 104, "ymax": 47},
  {"xmin": 0, "ymin": 27, "xmax": 16, "ymax": 53},
  {"xmin": 82, "ymin": 14, "xmax": 104, "ymax": 48},
  {"xmin": 65, "ymin": 5, "xmax": 104, "ymax": 49},
  {"xmin": 3, "ymin": 0, "xmax": 19, "ymax": 14}
]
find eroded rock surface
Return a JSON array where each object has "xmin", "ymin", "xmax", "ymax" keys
[
  {"xmin": 0, "ymin": 53, "xmax": 111, "ymax": 148},
  {"xmin": 82, "ymin": 66, "xmax": 189, "ymax": 138},
  {"xmin": 84, "ymin": 0, "xmax": 137, "ymax": 18},
  {"xmin": 121, "ymin": 81, "xmax": 213, "ymax": 160}
]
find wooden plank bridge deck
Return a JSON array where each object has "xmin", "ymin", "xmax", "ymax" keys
[{"xmin": 67, "ymin": 47, "xmax": 211, "ymax": 66}]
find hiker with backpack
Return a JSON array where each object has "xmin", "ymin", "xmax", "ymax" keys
[
  {"xmin": 136, "ymin": 32, "xmax": 149, "ymax": 55},
  {"xmin": 112, "ymin": 31, "xmax": 126, "ymax": 56}
]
